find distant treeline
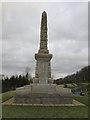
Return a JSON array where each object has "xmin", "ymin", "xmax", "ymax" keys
[
  {"xmin": 2, "ymin": 73, "xmax": 33, "ymax": 93},
  {"xmin": 54, "ymin": 66, "xmax": 90, "ymax": 85},
  {"xmin": 2, "ymin": 66, "xmax": 90, "ymax": 92}
]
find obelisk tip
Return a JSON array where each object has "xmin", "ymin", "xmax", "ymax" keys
[{"xmin": 42, "ymin": 11, "xmax": 47, "ymax": 16}]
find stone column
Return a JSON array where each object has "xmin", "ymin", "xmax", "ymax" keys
[
  {"xmin": 34, "ymin": 11, "xmax": 53, "ymax": 84},
  {"xmin": 39, "ymin": 11, "xmax": 49, "ymax": 54}
]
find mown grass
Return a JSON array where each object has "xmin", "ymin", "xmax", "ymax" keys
[
  {"xmin": 2, "ymin": 105, "xmax": 88, "ymax": 118},
  {"xmin": 67, "ymin": 83, "xmax": 77, "ymax": 88},
  {"xmin": 80, "ymin": 82, "xmax": 90, "ymax": 85},
  {"xmin": 70, "ymin": 94, "xmax": 89, "ymax": 106},
  {"xmin": 2, "ymin": 90, "xmax": 89, "ymax": 118},
  {"xmin": 2, "ymin": 90, "xmax": 15, "ymax": 102}
]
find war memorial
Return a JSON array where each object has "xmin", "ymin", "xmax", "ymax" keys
[{"xmin": 14, "ymin": 11, "xmax": 73, "ymax": 104}]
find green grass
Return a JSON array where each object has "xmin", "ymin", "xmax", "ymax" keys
[
  {"xmin": 2, "ymin": 90, "xmax": 15, "ymax": 102},
  {"xmin": 67, "ymin": 83, "xmax": 77, "ymax": 88},
  {"xmin": 58, "ymin": 84, "xmax": 77, "ymax": 88},
  {"xmin": 80, "ymin": 82, "xmax": 90, "ymax": 85},
  {"xmin": 70, "ymin": 94, "xmax": 89, "ymax": 106},
  {"xmin": 2, "ymin": 105, "xmax": 88, "ymax": 118},
  {"xmin": 2, "ymin": 90, "xmax": 89, "ymax": 118}
]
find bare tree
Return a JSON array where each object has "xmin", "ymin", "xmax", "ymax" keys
[
  {"xmin": 25, "ymin": 67, "xmax": 33, "ymax": 83},
  {"xmin": 25, "ymin": 67, "xmax": 31, "ymax": 74}
]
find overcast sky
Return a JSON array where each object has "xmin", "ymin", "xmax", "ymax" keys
[{"xmin": 2, "ymin": 2, "xmax": 88, "ymax": 78}]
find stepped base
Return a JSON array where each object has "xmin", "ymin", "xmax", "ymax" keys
[{"xmin": 14, "ymin": 84, "xmax": 73, "ymax": 104}]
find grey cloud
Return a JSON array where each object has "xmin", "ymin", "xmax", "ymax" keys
[{"xmin": 2, "ymin": 2, "xmax": 88, "ymax": 78}]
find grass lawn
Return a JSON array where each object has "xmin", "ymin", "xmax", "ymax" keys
[
  {"xmin": 70, "ymin": 94, "xmax": 89, "ymax": 106},
  {"xmin": 2, "ymin": 105, "xmax": 88, "ymax": 118},
  {"xmin": 80, "ymin": 82, "xmax": 90, "ymax": 85},
  {"xmin": 2, "ymin": 90, "xmax": 15, "ymax": 102},
  {"xmin": 2, "ymin": 90, "xmax": 89, "ymax": 118},
  {"xmin": 67, "ymin": 83, "xmax": 77, "ymax": 88}
]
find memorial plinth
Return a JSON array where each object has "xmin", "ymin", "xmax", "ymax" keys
[{"xmin": 14, "ymin": 84, "xmax": 72, "ymax": 104}]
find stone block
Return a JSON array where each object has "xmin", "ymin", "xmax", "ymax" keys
[
  {"xmin": 14, "ymin": 84, "xmax": 73, "ymax": 104},
  {"xmin": 42, "ymin": 98, "xmax": 60, "ymax": 104}
]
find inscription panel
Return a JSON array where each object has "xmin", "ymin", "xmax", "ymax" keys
[{"xmin": 39, "ymin": 61, "xmax": 48, "ymax": 84}]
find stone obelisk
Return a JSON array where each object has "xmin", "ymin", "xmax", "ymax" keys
[
  {"xmin": 14, "ymin": 11, "xmax": 72, "ymax": 104},
  {"xmin": 34, "ymin": 11, "xmax": 53, "ymax": 84}
]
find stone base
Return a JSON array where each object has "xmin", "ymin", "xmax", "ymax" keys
[
  {"xmin": 15, "ymin": 95, "xmax": 72, "ymax": 104},
  {"xmin": 48, "ymin": 78, "xmax": 53, "ymax": 84},
  {"xmin": 33, "ymin": 78, "xmax": 53, "ymax": 84},
  {"xmin": 14, "ymin": 84, "xmax": 73, "ymax": 104},
  {"xmin": 30, "ymin": 84, "xmax": 57, "ymax": 93},
  {"xmin": 33, "ymin": 78, "xmax": 39, "ymax": 83}
]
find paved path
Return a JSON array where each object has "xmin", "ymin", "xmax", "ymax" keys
[{"xmin": 2, "ymin": 97, "xmax": 85, "ymax": 106}]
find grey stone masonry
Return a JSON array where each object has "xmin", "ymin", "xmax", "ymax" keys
[
  {"xmin": 34, "ymin": 11, "xmax": 53, "ymax": 84},
  {"xmin": 14, "ymin": 84, "xmax": 73, "ymax": 104}
]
